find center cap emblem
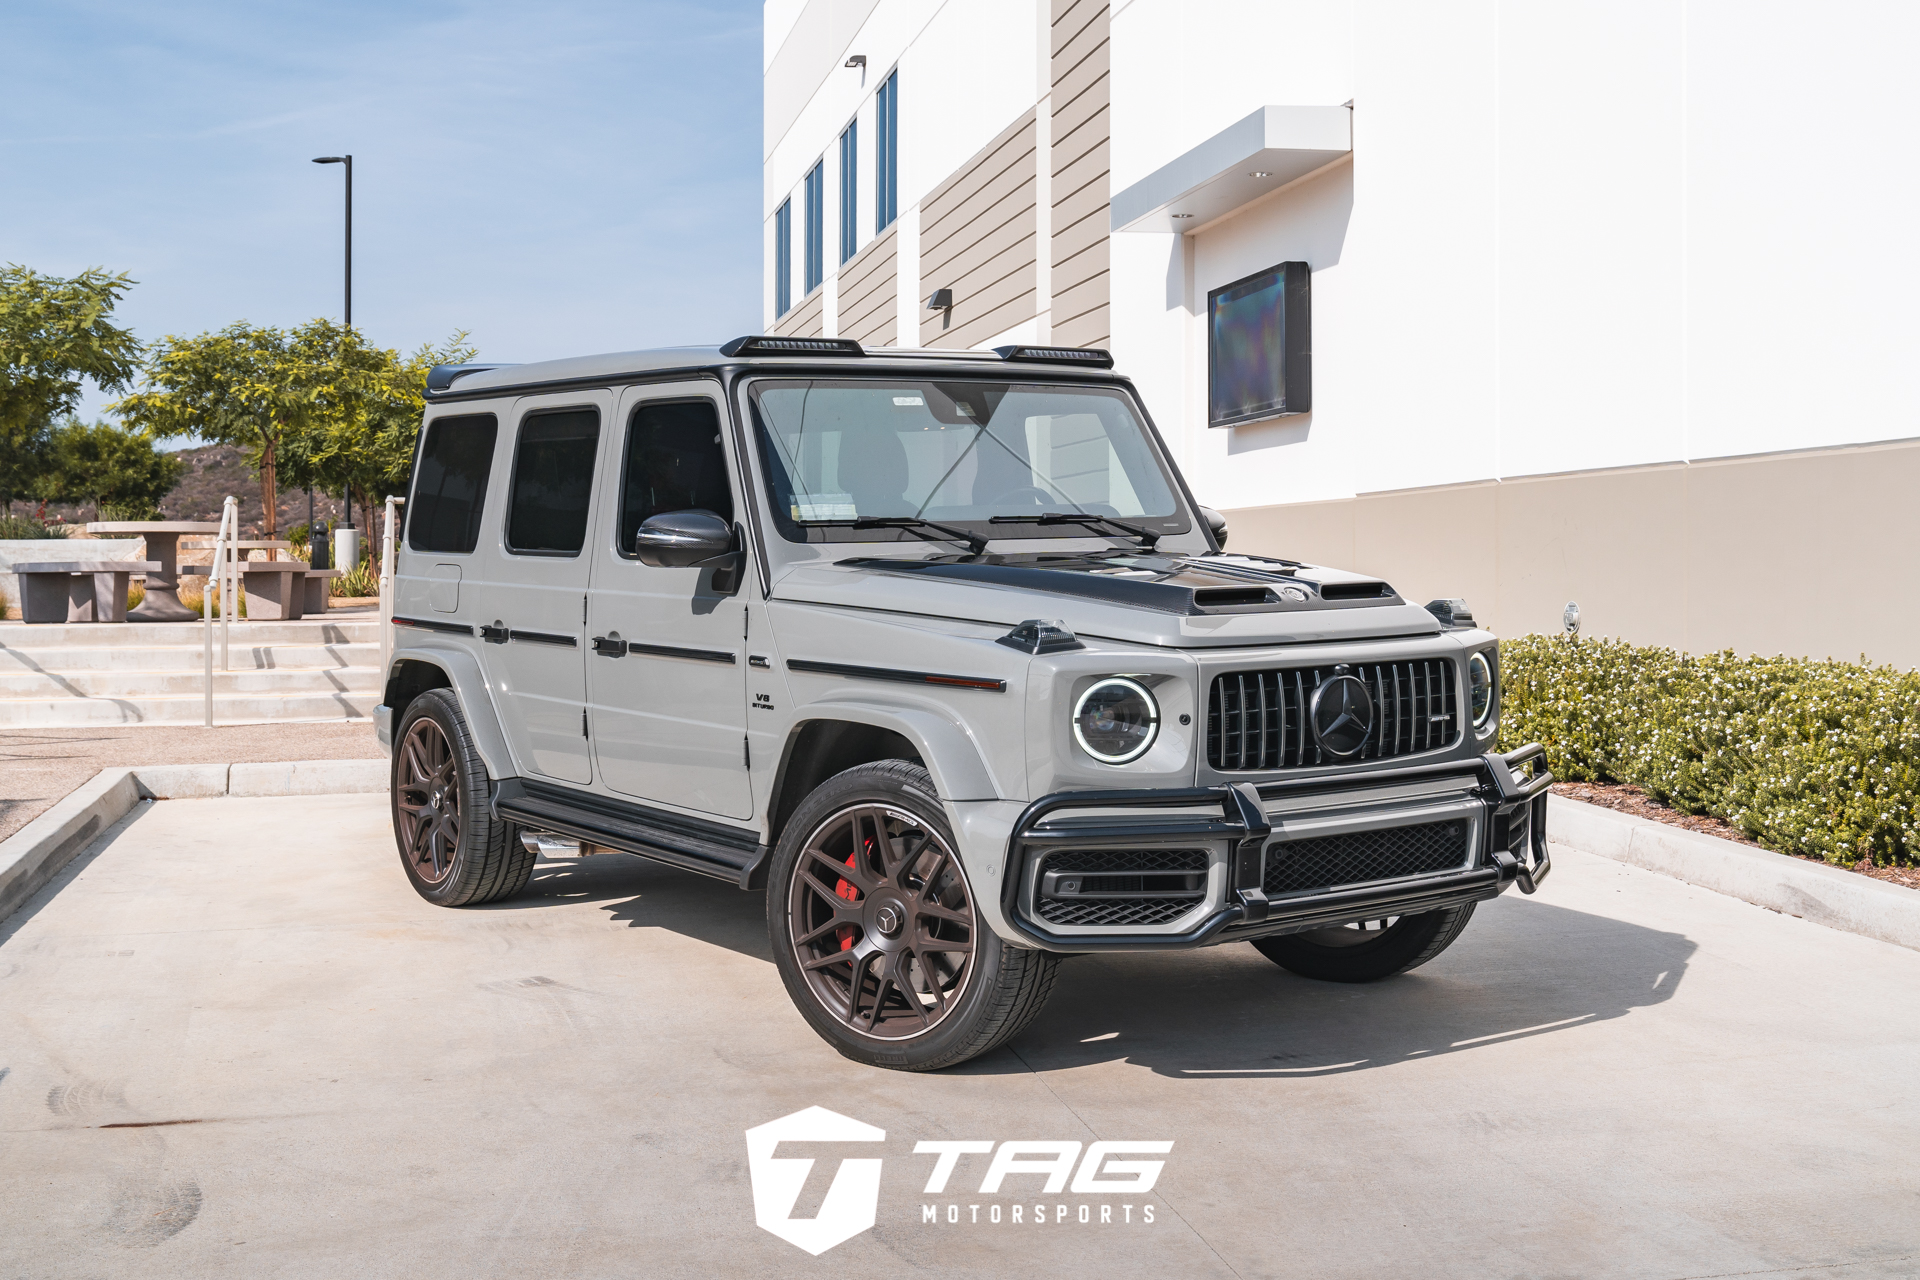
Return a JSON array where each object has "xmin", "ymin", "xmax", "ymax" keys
[
  {"xmin": 873, "ymin": 905, "xmax": 902, "ymax": 936},
  {"xmin": 1309, "ymin": 674, "xmax": 1374, "ymax": 758}
]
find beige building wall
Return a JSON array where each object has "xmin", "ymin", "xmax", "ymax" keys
[
  {"xmin": 769, "ymin": 286, "xmax": 825, "ymax": 340},
  {"xmin": 1050, "ymin": 0, "xmax": 1110, "ymax": 349},
  {"xmin": 836, "ymin": 224, "xmax": 898, "ymax": 347},
  {"xmin": 1222, "ymin": 435, "xmax": 1920, "ymax": 669},
  {"xmin": 919, "ymin": 109, "xmax": 1039, "ymax": 348}
]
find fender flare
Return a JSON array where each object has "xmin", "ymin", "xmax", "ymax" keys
[
  {"xmin": 386, "ymin": 644, "xmax": 516, "ymax": 781},
  {"xmin": 783, "ymin": 697, "xmax": 1005, "ymax": 802}
]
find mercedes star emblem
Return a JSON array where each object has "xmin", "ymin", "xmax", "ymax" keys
[{"xmin": 1309, "ymin": 674, "xmax": 1374, "ymax": 758}]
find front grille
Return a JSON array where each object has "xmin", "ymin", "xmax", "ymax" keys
[
  {"xmin": 1035, "ymin": 848, "xmax": 1208, "ymax": 928},
  {"xmin": 1262, "ymin": 820, "xmax": 1469, "ymax": 896},
  {"xmin": 1207, "ymin": 659, "xmax": 1458, "ymax": 771}
]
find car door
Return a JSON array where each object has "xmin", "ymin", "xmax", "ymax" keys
[
  {"xmin": 585, "ymin": 382, "xmax": 753, "ymax": 819},
  {"xmin": 468, "ymin": 391, "xmax": 610, "ymax": 785}
]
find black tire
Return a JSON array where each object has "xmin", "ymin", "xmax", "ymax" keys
[
  {"xmin": 1251, "ymin": 903, "xmax": 1477, "ymax": 983},
  {"xmin": 390, "ymin": 689, "xmax": 534, "ymax": 907},
  {"xmin": 767, "ymin": 760, "xmax": 1057, "ymax": 1071}
]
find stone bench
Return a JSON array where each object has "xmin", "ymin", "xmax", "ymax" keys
[
  {"xmin": 14, "ymin": 561, "xmax": 161, "ymax": 624},
  {"xmin": 183, "ymin": 563, "xmax": 345, "ymax": 620}
]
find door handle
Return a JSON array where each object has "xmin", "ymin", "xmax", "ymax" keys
[
  {"xmin": 591, "ymin": 634, "xmax": 626, "ymax": 658},
  {"xmin": 480, "ymin": 622, "xmax": 509, "ymax": 644}
]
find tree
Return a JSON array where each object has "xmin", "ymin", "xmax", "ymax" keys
[
  {"xmin": 113, "ymin": 323, "xmax": 309, "ymax": 536},
  {"xmin": 278, "ymin": 327, "xmax": 477, "ymax": 571},
  {"xmin": 35, "ymin": 418, "xmax": 186, "ymax": 517},
  {"xmin": 0, "ymin": 265, "xmax": 142, "ymax": 512}
]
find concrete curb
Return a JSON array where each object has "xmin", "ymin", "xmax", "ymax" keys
[
  {"xmin": 0, "ymin": 759, "xmax": 387, "ymax": 924},
  {"xmin": 1549, "ymin": 794, "xmax": 1920, "ymax": 953}
]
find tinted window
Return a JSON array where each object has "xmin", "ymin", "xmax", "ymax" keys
[
  {"xmin": 506, "ymin": 408, "xmax": 600, "ymax": 555},
  {"xmin": 408, "ymin": 414, "xmax": 497, "ymax": 553},
  {"xmin": 619, "ymin": 400, "xmax": 733, "ymax": 556}
]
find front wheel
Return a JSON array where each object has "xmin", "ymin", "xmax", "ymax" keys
[
  {"xmin": 1251, "ymin": 904, "xmax": 1477, "ymax": 983},
  {"xmin": 767, "ymin": 761, "xmax": 1057, "ymax": 1071}
]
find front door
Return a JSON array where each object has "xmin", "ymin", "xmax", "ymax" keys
[
  {"xmin": 586, "ymin": 383, "xmax": 752, "ymax": 819},
  {"xmin": 470, "ymin": 391, "xmax": 610, "ymax": 785}
]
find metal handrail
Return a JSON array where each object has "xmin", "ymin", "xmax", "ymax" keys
[
  {"xmin": 202, "ymin": 496, "xmax": 237, "ymax": 726},
  {"xmin": 379, "ymin": 495, "xmax": 405, "ymax": 680}
]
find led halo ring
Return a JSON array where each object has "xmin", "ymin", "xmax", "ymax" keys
[
  {"xmin": 1468, "ymin": 651, "xmax": 1495, "ymax": 728},
  {"xmin": 1072, "ymin": 676, "xmax": 1161, "ymax": 764}
]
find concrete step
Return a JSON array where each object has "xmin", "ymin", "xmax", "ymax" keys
[
  {"xmin": 0, "ymin": 666, "xmax": 382, "ymax": 698},
  {"xmin": 0, "ymin": 641, "xmax": 377, "ymax": 673},
  {"xmin": 0, "ymin": 617, "xmax": 381, "ymax": 648},
  {"xmin": 0, "ymin": 690, "xmax": 380, "ymax": 727}
]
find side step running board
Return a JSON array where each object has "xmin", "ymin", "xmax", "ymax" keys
[{"xmin": 491, "ymin": 777, "xmax": 769, "ymax": 890}]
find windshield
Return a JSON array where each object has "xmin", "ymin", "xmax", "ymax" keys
[{"xmin": 747, "ymin": 378, "xmax": 1189, "ymax": 545}]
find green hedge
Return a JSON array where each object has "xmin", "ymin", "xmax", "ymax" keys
[{"xmin": 1498, "ymin": 635, "xmax": 1920, "ymax": 866}]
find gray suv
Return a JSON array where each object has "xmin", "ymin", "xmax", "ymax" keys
[{"xmin": 377, "ymin": 336, "xmax": 1552, "ymax": 1071}]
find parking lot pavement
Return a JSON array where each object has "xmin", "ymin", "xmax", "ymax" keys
[{"xmin": 2, "ymin": 797, "xmax": 1918, "ymax": 1280}]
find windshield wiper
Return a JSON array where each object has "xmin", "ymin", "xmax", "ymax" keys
[
  {"xmin": 990, "ymin": 512, "xmax": 1160, "ymax": 550},
  {"xmin": 802, "ymin": 516, "xmax": 989, "ymax": 555}
]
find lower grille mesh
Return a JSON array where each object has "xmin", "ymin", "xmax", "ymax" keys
[
  {"xmin": 1035, "ymin": 848, "xmax": 1208, "ymax": 928},
  {"xmin": 1263, "ymin": 820, "xmax": 1469, "ymax": 896}
]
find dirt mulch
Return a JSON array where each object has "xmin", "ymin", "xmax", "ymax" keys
[{"xmin": 1551, "ymin": 779, "xmax": 1920, "ymax": 891}]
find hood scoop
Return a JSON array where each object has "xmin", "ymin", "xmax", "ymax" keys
[{"xmin": 841, "ymin": 552, "xmax": 1404, "ymax": 616}]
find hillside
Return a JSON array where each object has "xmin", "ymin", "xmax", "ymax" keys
[{"xmin": 29, "ymin": 444, "xmax": 359, "ymax": 537}]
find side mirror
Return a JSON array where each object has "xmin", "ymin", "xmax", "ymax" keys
[
  {"xmin": 1198, "ymin": 506, "xmax": 1228, "ymax": 550},
  {"xmin": 634, "ymin": 509, "xmax": 735, "ymax": 568}
]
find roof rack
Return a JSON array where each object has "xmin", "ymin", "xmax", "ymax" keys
[
  {"xmin": 425, "ymin": 363, "xmax": 518, "ymax": 392},
  {"xmin": 720, "ymin": 335, "xmax": 864, "ymax": 357},
  {"xmin": 993, "ymin": 344, "xmax": 1115, "ymax": 369}
]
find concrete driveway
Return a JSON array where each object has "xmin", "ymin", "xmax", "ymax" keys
[{"xmin": 2, "ymin": 793, "xmax": 1917, "ymax": 1279}]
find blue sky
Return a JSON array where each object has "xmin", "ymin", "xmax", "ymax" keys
[{"xmin": 4, "ymin": 0, "xmax": 763, "ymax": 434}]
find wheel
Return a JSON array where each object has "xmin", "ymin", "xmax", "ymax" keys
[
  {"xmin": 1251, "ymin": 904, "xmax": 1477, "ymax": 983},
  {"xmin": 767, "ymin": 761, "xmax": 1058, "ymax": 1071},
  {"xmin": 391, "ymin": 688, "xmax": 535, "ymax": 907}
]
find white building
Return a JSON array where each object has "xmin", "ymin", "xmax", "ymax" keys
[{"xmin": 763, "ymin": 0, "xmax": 1920, "ymax": 667}]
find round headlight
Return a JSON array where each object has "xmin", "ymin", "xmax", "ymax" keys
[
  {"xmin": 1073, "ymin": 677, "xmax": 1160, "ymax": 764},
  {"xmin": 1468, "ymin": 652, "xmax": 1495, "ymax": 728}
]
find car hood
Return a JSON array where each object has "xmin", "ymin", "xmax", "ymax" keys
[{"xmin": 769, "ymin": 551, "xmax": 1445, "ymax": 648}]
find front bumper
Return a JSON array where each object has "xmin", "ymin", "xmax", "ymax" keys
[{"xmin": 999, "ymin": 744, "xmax": 1553, "ymax": 953}]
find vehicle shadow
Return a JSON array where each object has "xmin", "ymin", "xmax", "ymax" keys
[
  {"xmin": 473, "ymin": 853, "xmax": 774, "ymax": 963},
  {"xmin": 963, "ymin": 898, "xmax": 1696, "ymax": 1079}
]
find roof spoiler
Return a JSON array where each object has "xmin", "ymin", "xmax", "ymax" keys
[
  {"xmin": 720, "ymin": 335, "xmax": 865, "ymax": 357},
  {"xmin": 426, "ymin": 363, "xmax": 518, "ymax": 393},
  {"xmin": 993, "ymin": 344, "xmax": 1114, "ymax": 368}
]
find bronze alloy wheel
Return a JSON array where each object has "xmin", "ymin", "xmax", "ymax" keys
[
  {"xmin": 787, "ymin": 802, "xmax": 976, "ymax": 1040},
  {"xmin": 395, "ymin": 715, "xmax": 461, "ymax": 886}
]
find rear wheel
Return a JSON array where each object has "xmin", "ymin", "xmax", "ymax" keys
[
  {"xmin": 1251, "ymin": 904, "xmax": 1476, "ymax": 983},
  {"xmin": 391, "ymin": 689, "xmax": 534, "ymax": 907},
  {"xmin": 768, "ymin": 761, "xmax": 1057, "ymax": 1071}
]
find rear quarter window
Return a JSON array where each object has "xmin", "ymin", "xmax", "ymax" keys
[{"xmin": 408, "ymin": 414, "xmax": 498, "ymax": 554}]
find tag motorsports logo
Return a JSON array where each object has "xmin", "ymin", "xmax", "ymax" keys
[{"xmin": 745, "ymin": 1106, "xmax": 1172, "ymax": 1256}]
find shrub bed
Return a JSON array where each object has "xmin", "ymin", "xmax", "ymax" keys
[{"xmin": 1499, "ymin": 636, "xmax": 1920, "ymax": 867}]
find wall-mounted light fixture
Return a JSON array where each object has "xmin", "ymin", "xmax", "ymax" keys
[
  {"xmin": 845, "ymin": 54, "xmax": 866, "ymax": 69},
  {"xmin": 927, "ymin": 288, "xmax": 954, "ymax": 310}
]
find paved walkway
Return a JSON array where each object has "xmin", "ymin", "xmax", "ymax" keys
[
  {"xmin": 0, "ymin": 724, "xmax": 379, "ymax": 842},
  {"xmin": 2, "ymin": 795, "xmax": 1917, "ymax": 1277}
]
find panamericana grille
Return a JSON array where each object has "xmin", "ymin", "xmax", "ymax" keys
[
  {"xmin": 1262, "ymin": 820, "xmax": 1470, "ymax": 896},
  {"xmin": 1207, "ymin": 659, "xmax": 1459, "ymax": 771},
  {"xmin": 1035, "ymin": 849, "xmax": 1208, "ymax": 928}
]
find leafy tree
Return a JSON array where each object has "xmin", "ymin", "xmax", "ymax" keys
[
  {"xmin": 113, "ymin": 323, "xmax": 311, "ymax": 536},
  {"xmin": 35, "ymin": 418, "xmax": 186, "ymax": 517},
  {"xmin": 0, "ymin": 265, "xmax": 142, "ymax": 512}
]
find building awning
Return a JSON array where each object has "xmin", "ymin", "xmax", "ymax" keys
[{"xmin": 1110, "ymin": 105, "xmax": 1352, "ymax": 234}]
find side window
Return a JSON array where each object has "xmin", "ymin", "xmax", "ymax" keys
[
  {"xmin": 618, "ymin": 400, "xmax": 733, "ymax": 557},
  {"xmin": 506, "ymin": 408, "xmax": 600, "ymax": 556},
  {"xmin": 408, "ymin": 413, "xmax": 497, "ymax": 554}
]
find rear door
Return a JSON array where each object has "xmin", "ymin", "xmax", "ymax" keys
[
  {"xmin": 585, "ymin": 381, "xmax": 753, "ymax": 818},
  {"xmin": 469, "ymin": 391, "xmax": 610, "ymax": 784}
]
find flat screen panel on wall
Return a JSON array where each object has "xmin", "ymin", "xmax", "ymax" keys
[{"xmin": 1208, "ymin": 261, "xmax": 1311, "ymax": 427}]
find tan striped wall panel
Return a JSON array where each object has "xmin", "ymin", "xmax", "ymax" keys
[
  {"xmin": 1051, "ymin": 0, "xmax": 1110, "ymax": 349},
  {"xmin": 919, "ymin": 109, "xmax": 1040, "ymax": 349},
  {"xmin": 770, "ymin": 287, "xmax": 825, "ymax": 340},
  {"xmin": 839, "ymin": 224, "xmax": 898, "ymax": 347}
]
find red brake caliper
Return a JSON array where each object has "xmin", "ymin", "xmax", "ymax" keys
[{"xmin": 835, "ymin": 845, "xmax": 865, "ymax": 951}]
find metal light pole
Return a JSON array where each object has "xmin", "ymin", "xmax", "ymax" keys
[{"xmin": 312, "ymin": 154, "xmax": 353, "ymax": 550}]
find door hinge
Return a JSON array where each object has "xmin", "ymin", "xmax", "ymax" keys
[
  {"xmin": 743, "ymin": 735, "xmax": 751, "ymax": 769},
  {"xmin": 582, "ymin": 594, "xmax": 588, "ymax": 625},
  {"xmin": 582, "ymin": 708, "xmax": 589, "ymax": 739}
]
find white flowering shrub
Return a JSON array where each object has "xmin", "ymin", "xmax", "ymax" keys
[{"xmin": 1499, "ymin": 635, "xmax": 1920, "ymax": 866}]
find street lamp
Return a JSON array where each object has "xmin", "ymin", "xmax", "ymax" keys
[{"xmin": 312, "ymin": 154, "xmax": 352, "ymax": 554}]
